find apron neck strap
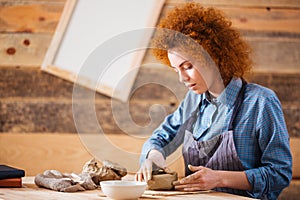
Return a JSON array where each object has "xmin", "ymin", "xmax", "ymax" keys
[{"xmin": 228, "ymin": 78, "xmax": 247, "ymax": 131}]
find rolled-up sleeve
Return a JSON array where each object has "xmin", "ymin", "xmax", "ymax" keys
[
  {"xmin": 245, "ymin": 94, "xmax": 292, "ymax": 199},
  {"xmin": 140, "ymin": 99, "xmax": 185, "ymax": 164}
]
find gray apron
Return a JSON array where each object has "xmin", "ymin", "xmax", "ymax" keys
[{"xmin": 181, "ymin": 79, "xmax": 248, "ymax": 196}]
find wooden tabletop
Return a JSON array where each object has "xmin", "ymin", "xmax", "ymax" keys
[{"xmin": 0, "ymin": 177, "xmax": 256, "ymax": 200}]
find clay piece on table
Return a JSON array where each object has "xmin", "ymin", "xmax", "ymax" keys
[
  {"xmin": 147, "ymin": 169, "xmax": 178, "ymax": 190},
  {"xmin": 34, "ymin": 170, "xmax": 86, "ymax": 192},
  {"xmin": 34, "ymin": 158, "xmax": 127, "ymax": 192},
  {"xmin": 82, "ymin": 159, "xmax": 127, "ymax": 185},
  {"xmin": 102, "ymin": 160, "xmax": 127, "ymax": 177}
]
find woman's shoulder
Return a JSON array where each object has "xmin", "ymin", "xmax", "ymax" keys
[{"xmin": 245, "ymin": 82, "xmax": 279, "ymax": 102}]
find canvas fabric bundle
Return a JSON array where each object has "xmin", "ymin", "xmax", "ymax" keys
[{"xmin": 34, "ymin": 159, "xmax": 127, "ymax": 192}]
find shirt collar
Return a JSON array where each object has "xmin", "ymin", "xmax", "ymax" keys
[{"xmin": 201, "ymin": 77, "xmax": 242, "ymax": 108}]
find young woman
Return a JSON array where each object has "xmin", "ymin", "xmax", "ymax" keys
[{"xmin": 135, "ymin": 3, "xmax": 292, "ymax": 200}]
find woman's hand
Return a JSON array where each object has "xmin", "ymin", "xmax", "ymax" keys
[
  {"xmin": 135, "ymin": 149, "xmax": 167, "ymax": 182},
  {"xmin": 173, "ymin": 165, "xmax": 221, "ymax": 191},
  {"xmin": 135, "ymin": 159, "xmax": 153, "ymax": 182}
]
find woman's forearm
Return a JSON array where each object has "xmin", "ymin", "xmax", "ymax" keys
[
  {"xmin": 174, "ymin": 165, "xmax": 252, "ymax": 192},
  {"xmin": 216, "ymin": 170, "xmax": 252, "ymax": 191}
]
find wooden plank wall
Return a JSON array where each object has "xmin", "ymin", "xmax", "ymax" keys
[{"xmin": 0, "ymin": 1, "xmax": 299, "ymax": 198}]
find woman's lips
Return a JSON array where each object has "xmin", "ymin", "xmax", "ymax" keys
[{"xmin": 187, "ymin": 83, "xmax": 196, "ymax": 90}]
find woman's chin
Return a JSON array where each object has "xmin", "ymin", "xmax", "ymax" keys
[{"xmin": 191, "ymin": 89, "xmax": 205, "ymax": 95}]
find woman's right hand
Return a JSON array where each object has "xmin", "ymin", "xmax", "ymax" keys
[{"xmin": 135, "ymin": 149, "xmax": 167, "ymax": 182}]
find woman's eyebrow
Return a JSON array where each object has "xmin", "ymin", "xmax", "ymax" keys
[{"xmin": 171, "ymin": 60, "xmax": 189, "ymax": 69}]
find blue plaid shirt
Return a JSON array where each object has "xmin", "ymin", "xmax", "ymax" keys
[{"xmin": 141, "ymin": 77, "xmax": 292, "ymax": 200}]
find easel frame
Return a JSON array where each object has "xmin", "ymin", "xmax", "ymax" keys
[{"xmin": 41, "ymin": 0, "xmax": 165, "ymax": 102}]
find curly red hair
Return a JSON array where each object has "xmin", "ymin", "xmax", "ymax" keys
[{"xmin": 151, "ymin": 3, "xmax": 252, "ymax": 86}]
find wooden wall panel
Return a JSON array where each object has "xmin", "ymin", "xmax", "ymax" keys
[
  {"xmin": 0, "ymin": 33, "xmax": 52, "ymax": 66},
  {"xmin": 0, "ymin": 0, "xmax": 66, "ymax": 5},
  {"xmin": 0, "ymin": 67, "xmax": 299, "ymax": 136},
  {"xmin": 0, "ymin": 133, "xmax": 184, "ymax": 177},
  {"xmin": 0, "ymin": 0, "xmax": 299, "ymax": 72},
  {"xmin": 1, "ymin": 67, "xmax": 299, "ymax": 104},
  {"xmin": 150, "ymin": 1, "xmax": 300, "ymax": 72},
  {"xmin": 1, "ymin": 97, "xmax": 298, "ymax": 136},
  {"xmin": 161, "ymin": 6, "xmax": 300, "ymax": 34},
  {"xmin": 279, "ymin": 180, "xmax": 300, "ymax": 200},
  {"xmin": 167, "ymin": 0, "xmax": 300, "ymax": 8},
  {"xmin": 248, "ymin": 37, "xmax": 300, "ymax": 72},
  {"xmin": 291, "ymin": 138, "xmax": 300, "ymax": 178},
  {"xmin": 223, "ymin": 7, "xmax": 300, "ymax": 34},
  {"xmin": 0, "ymin": 4, "xmax": 64, "ymax": 33},
  {"xmin": 143, "ymin": 36, "xmax": 300, "ymax": 73},
  {"xmin": 0, "ymin": 133, "xmax": 299, "ymax": 178},
  {"xmin": 1, "ymin": 33, "xmax": 298, "ymax": 71},
  {"xmin": 0, "ymin": 133, "xmax": 93, "ymax": 176},
  {"xmin": 0, "ymin": 33, "xmax": 300, "ymax": 72}
]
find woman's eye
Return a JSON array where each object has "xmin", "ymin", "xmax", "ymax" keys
[{"xmin": 184, "ymin": 64, "xmax": 193, "ymax": 70}]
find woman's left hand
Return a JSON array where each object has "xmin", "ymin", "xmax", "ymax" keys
[{"xmin": 173, "ymin": 165, "xmax": 221, "ymax": 191}]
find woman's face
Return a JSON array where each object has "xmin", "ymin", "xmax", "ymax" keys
[{"xmin": 167, "ymin": 51, "xmax": 208, "ymax": 94}]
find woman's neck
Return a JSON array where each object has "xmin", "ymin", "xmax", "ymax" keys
[{"xmin": 208, "ymin": 77, "xmax": 225, "ymax": 98}]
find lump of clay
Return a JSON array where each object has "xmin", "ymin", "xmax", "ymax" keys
[
  {"xmin": 34, "ymin": 158, "xmax": 127, "ymax": 192},
  {"xmin": 34, "ymin": 170, "xmax": 86, "ymax": 192},
  {"xmin": 102, "ymin": 160, "xmax": 127, "ymax": 177},
  {"xmin": 147, "ymin": 169, "xmax": 178, "ymax": 190},
  {"xmin": 82, "ymin": 159, "xmax": 127, "ymax": 185}
]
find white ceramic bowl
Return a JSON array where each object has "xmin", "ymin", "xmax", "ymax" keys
[{"xmin": 100, "ymin": 180, "xmax": 147, "ymax": 200}]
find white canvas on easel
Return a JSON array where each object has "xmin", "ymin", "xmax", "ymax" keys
[{"xmin": 41, "ymin": 0, "xmax": 165, "ymax": 102}]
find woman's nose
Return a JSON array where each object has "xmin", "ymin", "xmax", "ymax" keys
[{"xmin": 178, "ymin": 70, "xmax": 189, "ymax": 83}]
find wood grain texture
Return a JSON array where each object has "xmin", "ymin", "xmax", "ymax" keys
[
  {"xmin": 1, "ymin": 33, "xmax": 299, "ymax": 72},
  {"xmin": 2, "ymin": 1, "xmax": 298, "ymax": 34},
  {"xmin": 0, "ymin": 133, "xmax": 299, "ymax": 178},
  {"xmin": 0, "ymin": 67, "xmax": 76, "ymax": 99},
  {"xmin": 247, "ymin": 37, "xmax": 300, "ymax": 72},
  {"xmin": 279, "ymin": 180, "xmax": 300, "ymax": 200},
  {"xmin": 223, "ymin": 7, "xmax": 300, "ymax": 34},
  {"xmin": 0, "ymin": 133, "xmax": 93, "ymax": 176},
  {"xmin": 161, "ymin": 5, "xmax": 300, "ymax": 34},
  {"xmin": 0, "ymin": 67, "xmax": 299, "ymax": 136},
  {"xmin": 0, "ymin": 0, "xmax": 66, "ymax": 5},
  {"xmin": 1, "ymin": 67, "xmax": 299, "ymax": 104},
  {"xmin": 291, "ymin": 138, "xmax": 300, "ymax": 178},
  {"xmin": 142, "ymin": 36, "xmax": 300, "ymax": 73},
  {"xmin": 0, "ymin": 33, "xmax": 52, "ymax": 66},
  {"xmin": 0, "ymin": 99, "xmax": 178, "ymax": 134},
  {"xmin": 166, "ymin": 0, "xmax": 300, "ymax": 8},
  {"xmin": 0, "ymin": 177, "xmax": 258, "ymax": 200},
  {"xmin": 0, "ymin": 4, "xmax": 64, "ymax": 33},
  {"xmin": 1, "ymin": 100, "xmax": 299, "ymax": 136},
  {"xmin": 0, "ymin": 133, "xmax": 184, "ymax": 177},
  {"xmin": 0, "ymin": 2, "xmax": 299, "ymax": 71}
]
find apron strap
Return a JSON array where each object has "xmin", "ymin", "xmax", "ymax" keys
[
  {"xmin": 228, "ymin": 78, "xmax": 247, "ymax": 131},
  {"xmin": 186, "ymin": 78, "xmax": 247, "ymax": 135}
]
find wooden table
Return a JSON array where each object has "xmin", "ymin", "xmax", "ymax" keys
[{"xmin": 0, "ymin": 177, "xmax": 256, "ymax": 200}]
